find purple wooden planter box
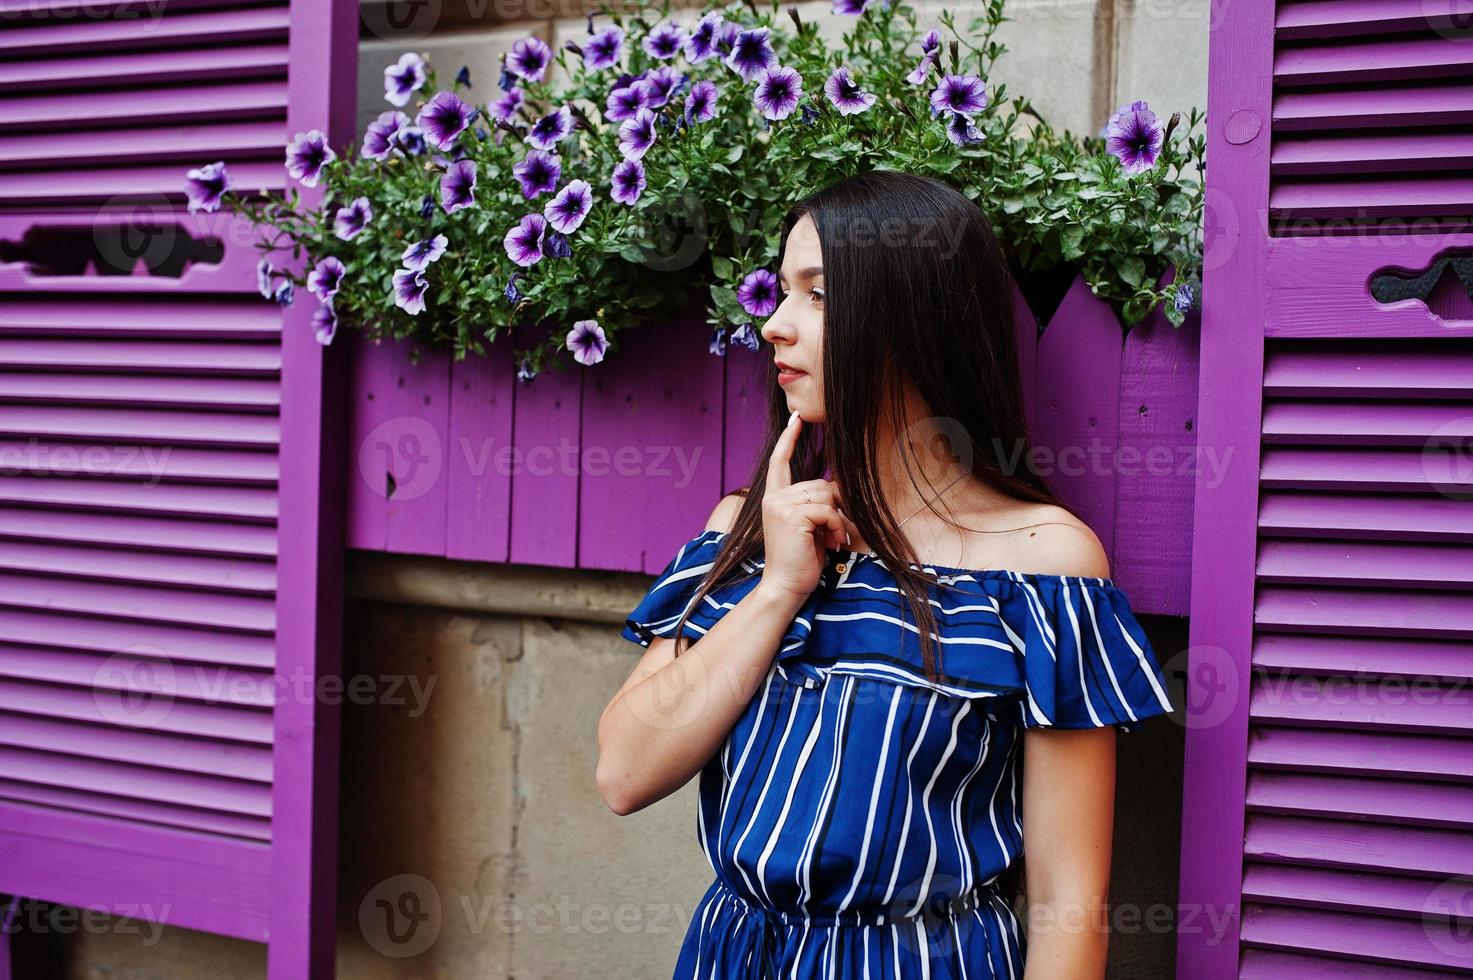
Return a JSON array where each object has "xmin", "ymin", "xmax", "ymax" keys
[{"xmin": 345, "ymin": 271, "xmax": 1199, "ymax": 616}]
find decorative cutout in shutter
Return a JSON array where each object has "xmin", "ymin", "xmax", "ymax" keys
[
  {"xmin": 0, "ymin": 2, "xmax": 355, "ymax": 976},
  {"xmin": 1182, "ymin": 0, "xmax": 1473, "ymax": 975}
]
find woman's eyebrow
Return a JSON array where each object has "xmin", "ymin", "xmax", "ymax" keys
[{"xmin": 778, "ymin": 265, "xmax": 824, "ymax": 283}]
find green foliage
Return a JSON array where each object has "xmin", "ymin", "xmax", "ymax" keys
[{"xmin": 219, "ymin": 0, "xmax": 1204, "ymax": 370}]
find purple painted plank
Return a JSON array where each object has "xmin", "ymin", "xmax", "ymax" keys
[
  {"xmin": 0, "ymin": 645, "xmax": 275, "ymax": 707},
  {"xmin": 0, "ymin": 376, "xmax": 280, "ymax": 411},
  {"xmin": 0, "ymin": 541, "xmax": 275, "ymax": 593},
  {"xmin": 508, "ymin": 323, "xmax": 582, "ymax": 568},
  {"xmin": 0, "ymin": 781, "xmax": 271, "ymax": 843},
  {"xmin": 0, "ymin": 293, "xmax": 281, "ymax": 334},
  {"xmin": 0, "ymin": 509, "xmax": 276, "ymax": 558},
  {"xmin": 1112, "ymin": 271, "xmax": 1198, "ymax": 616},
  {"xmin": 1252, "ymin": 632, "xmax": 1473, "ymax": 681},
  {"xmin": 1010, "ymin": 276, "xmax": 1038, "ymax": 437},
  {"xmin": 1273, "ymin": 83, "xmax": 1473, "ymax": 132},
  {"xmin": 1241, "ymin": 864, "xmax": 1453, "ymax": 919},
  {"xmin": 1240, "ymin": 903, "xmax": 1472, "ymax": 972},
  {"xmin": 1032, "ymin": 274, "xmax": 1122, "ymax": 557},
  {"xmin": 0, "ymin": 338, "xmax": 280, "ymax": 373},
  {"xmin": 1258, "ymin": 492, "xmax": 1473, "ymax": 541},
  {"xmin": 1262, "ymin": 400, "xmax": 1473, "ymax": 443},
  {"xmin": 721, "ymin": 344, "xmax": 768, "ymax": 497},
  {"xmin": 0, "ymin": 120, "xmax": 286, "ymax": 168},
  {"xmin": 1248, "ymin": 673, "xmax": 1473, "ymax": 733},
  {"xmin": 1255, "ymin": 584, "xmax": 1473, "ymax": 639},
  {"xmin": 1259, "ymin": 446, "xmax": 1473, "ymax": 493},
  {"xmin": 0, "ymin": 5, "xmax": 288, "ymax": 57},
  {"xmin": 0, "ymin": 679, "xmax": 271, "ymax": 743},
  {"xmin": 1247, "ymin": 727, "xmax": 1473, "ymax": 783},
  {"xmin": 0, "ymin": 79, "xmax": 287, "ymax": 129},
  {"xmin": 1273, "ymin": 36, "xmax": 1473, "ymax": 86},
  {"xmin": 0, "ymin": 45, "xmax": 288, "ymax": 92},
  {"xmin": 1256, "ymin": 539, "xmax": 1473, "ymax": 590},
  {"xmin": 0, "ymin": 161, "xmax": 288, "ymax": 207},
  {"xmin": 445, "ymin": 340, "xmax": 514, "ymax": 563},
  {"xmin": 1271, "ymin": 132, "xmax": 1473, "ymax": 176},
  {"xmin": 1240, "ymin": 948, "xmax": 1468, "ymax": 980},
  {"xmin": 1244, "ymin": 814, "xmax": 1473, "ymax": 877},
  {"xmin": 0, "ymin": 746, "xmax": 270, "ymax": 816},
  {"xmin": 1246, "ymin": 771, "xmax": 1473, "ymax": 828}
]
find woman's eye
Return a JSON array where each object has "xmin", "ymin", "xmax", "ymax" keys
[{"xmin": 809, "ymin": 288, "xmax": 824, "ymax": 303}]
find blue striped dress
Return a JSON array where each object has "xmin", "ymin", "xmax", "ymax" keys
[{"xmin": 621, "ymin": 529, "xmax": 1175, "ymax": 979}]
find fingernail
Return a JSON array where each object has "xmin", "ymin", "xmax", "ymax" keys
[{"xmin": 788, "ymin": 410, "xmax": 799, "ymax": 427}]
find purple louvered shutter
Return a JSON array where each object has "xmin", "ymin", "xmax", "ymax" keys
[
  {"xmin": 0, "ymin": 1, "xmax": 355, "ymax": 976},
  {"xmin": 1181, "ymin": 0, "xmax": 1473, "ymax": 976}
]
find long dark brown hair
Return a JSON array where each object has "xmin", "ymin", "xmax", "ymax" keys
[{"xmin": 674, "ymin": 169, "xmax": 1079, "ymax": 683}]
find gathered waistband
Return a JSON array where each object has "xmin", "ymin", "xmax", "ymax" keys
[{"xmin": 711, "ymin": 874, "xmax": 1007, "ymax": 929}]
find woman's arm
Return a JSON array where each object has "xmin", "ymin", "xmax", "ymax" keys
[{"xmin": 1020, "ymin": 726, "xmax": 1117, "ymax": 979}]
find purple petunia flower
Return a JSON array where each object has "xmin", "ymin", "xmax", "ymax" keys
[
  {"xmin": 417, "ymin": 91, "xmax": 475, "ymax": 151},
  {"xmin": 824, "ymin": 66, "xmax": 875, "ymax": 115},
  {"xmin": 273, "ymin": 280, "xmax": 294, "ymax": 307},
  {"xmin": 420, "ymin": 194, "xmax": 434, "ymax": 219},
  {"xmin": 832, "ymin": 0, "xmax": 876, "ymax": 14},
  {"xmin": 930, "ymin": 74, "xmax": 987, "ymax": 116},
  {"xmin": 312, "ymin": 300, "xmax": 338, "ymax": 345},
  {"xmin": 642, "ymin": 65, "xmax": 685, "ymax": 107},
  {"xmin": 285, "ymin": 130, "xmax": 335, "ymax": 188},
  {"xmin": 604, "ymin": 81, "xmax": 651, "ymax": 122},
  {"xmin": 363, "ymin": 111, "xmax": 410, "ymax": 161},
  {"xmin": 565, "ymin": 319, "xmax": 608, "ymax": 366},
  {"xmin": 611, "ymin": 158, "xmax": 646, "ymax": 205},
  {"xmin": 504, "ymin": 213, "xmax": 548, "ymax": 266},
  {"xmin": 527, "ymin": 105, "xmax": 572, "ymax": 150},
  {"xmin": 725, "ymin": 28, "xmax": 776, "ymax": 82},
  {"xmin": 184, "ymin": 160, "xmax": 231, "ymax": 213},
  {"xmin": 544, "ymin": 230, "xmax": 572, "ymax": 258},
  {"xmin": 801, "ymin": 103, "xmax": 820, "ymax": 126},
  {"xmin": 401, "ymin": 234, "xmax": 448, "ymax": 272},
  {"xmin": 1106, "ymin": 99, "xmax": 1164, "ymax": 174},
  {"xmin": 617, "ymin": 107, "xmax": 657, "ymax": 159},
  {"xmin": 517, "ymin": 358, "xmax": 537, "ymax": 383},
  {"xmin": 256, "ymin": 258, "xmax": 275, "ymax": 298},
  {"xmin": 307, "ymin": 256, "xmax": 345, "ymax": 301},
  {"xmin": 906, "ymin": 54, "xmax": 935, "ymax": 85},
  {"xmin": 384, "ymin": 52, "xmax": 426, "ymax": 107},
  {"xmin": 507, "ymin": 35, "xmax": 553, "ymax": 82},
  {"xmin": 944, "ymin": 111, "xmax": 982, "ymax": 146},
  {"xmin": 334, "ymin": 197, "xmax": 372, "ymax": 241},
  {"xmin": 393, "ymin": 125, "xmax": 425, "ymax": 155},
  {"xmin": 394, "ymin": 268, "xmax": 429, "ymax": 315},
  {"xmin": 513, "ymin": 150, "xmax": 562, "ymax": 199},
  {"xmin": 684, "ymin": 80, "xmax": 719, "ymax": 124},
  {"xmin": 440, "ymin": 159, "xmax": 477, "ymax": 213},
  {"xmin": 455, "ymin": 66, "xmax": 471, "ymax": 88},
  {"xmin": 1175, "ymin": 282, "xmax": 1195, "ymax": 312},
  {"xmin": 583, "ymin": 25, "xmax": 624, "ymax": 70},
  {"xmin": 489, "ymin": 87, "xmax": 523, "ymax": 123},
  {"xmin": 504, "ymin": 271, "xmax": 524, "ymax": 304},
  {"xmin": 753, "ymin": 66, "xmax": 802, "ymax": 121},
  {"xmin": 544, "ymin": 179, "xmax": 593, "ymax": 234},
  {"xmin": 921, "ymin": 28, "xmax": 942, "ymax": 55},
  {"xmin": 708, "ymin": 326, "xmax": 728, "ymax": 356},
  {"xmin": 642, "ymin": 20, "xmax": 685, "ymax": 60},
  {"xmin": 684, "ymin": 13, "xmax": 724, "ymax": 63},
  {"xmin": 730, "ymin": 322, "xmax": 760, "ymax": 352},
  {"xmin": 737, "ymin": 269, "xmax": 778, "ymax": 317}
]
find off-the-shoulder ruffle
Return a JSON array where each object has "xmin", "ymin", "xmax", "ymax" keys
[{"xmin": 622, "ymin": 530, "xmax": 1175, "ymax": 733}]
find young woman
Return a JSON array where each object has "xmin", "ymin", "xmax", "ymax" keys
[{"xmin": 596, "ymin": 170, "xmax": 1173, "ymax": 979}]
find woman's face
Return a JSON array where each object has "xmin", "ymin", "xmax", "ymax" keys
[{"xmin": 762, "ymin": 213, "xmax": 826, "ymax": 422}]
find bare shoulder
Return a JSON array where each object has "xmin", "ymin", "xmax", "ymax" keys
[
  {"xmin": 986, "ymin": 502, "xmax": 1110, "ymax": 578},
  {"xmin": 703, "ymin": 490, "xmax": 749, "ymax": 533}
]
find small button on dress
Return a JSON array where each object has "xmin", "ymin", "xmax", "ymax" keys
[{"xmin": 621, "ymin": 529, "xmax": 1175, "ymax": 979}]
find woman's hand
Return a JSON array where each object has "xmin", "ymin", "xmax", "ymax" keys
[{"xmin": 758, "ymin": 412, "xmax": 858, "ymax": 603}]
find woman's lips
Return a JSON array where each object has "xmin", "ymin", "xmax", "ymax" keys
[{"xmin": 776, "ymin": 364, "xmax": 806, "ymax": 385}]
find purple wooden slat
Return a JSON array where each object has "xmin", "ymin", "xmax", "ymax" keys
[
  {"xmin": 0, "ymin": 440, "xmax": 277, "ymax": 484},
  {"xmin": 1258, "ymin": 492, "xmax": 1473, "ymax": 541},
  {"xmin": 1112, "ymin": 271, "xmax": 1198, "ymax": 616},
  {"xmin": 1246, "ymin": 772, "xmax": 1473, "ymax": 828},
  {"xmin": 0, "ymin": 339, "xmax": 280, "ymax": 373},
  {"xmin": 1244, "ymin": 814, "xmax": 1473, "ymax": 876},
  {"xmin": 0, "ymin": 407, "xmax": 279, "ymax": 446},
  {"xmin": 0, "ymin": 161, "xmax": 288, "ymax": 207},
  {"xmin": 1269, "ymin": 176, "xmax": 1473, "ymax": 219},
  {"xmin": 0, "ymin": 542, "xmax": 276, "ymax": 593},
  {"xmin": 1257, "ymin": 539, "xmax": 1473, "ymax": 590},
  {"xmin": 1259, "ymin": 446, "xmax": 1473, "ymax": 493},
  {"xmin": 0, "ymin": 293, "xmax": 281, "ymax": 335},
  {"xmin": 0, "ymin": 680, "xmax": 271, "ymax": 743},
  {"xmin": 0, "ymin": 573, "xmax": 276, "ymax": 633},
  {"xmin": 0, "ymin": 376, "xmax": 280, "ymax": 411},
  {"xmin": 1241, "ymin": 948, "xmax": 1468, "ymax": 980},
  {"xmin": 445, "ymin": 340, "xmax": 514, "ymax": 563},
  {"xmin": 1032, "ymin": 274, "xmax": 1122, "ymax": 557},
  {"xmin": 1273, "ymin": 83, "xmax": 1473, "ymax": 132},
  {"xmin": 1271, "ymin": 132, "xmax": 1473, "ymax": 175},
  {"xmin": 0, "ymin": 712, "xmax": 272, "ymax": 782},
  {"xmin": 271, "ymin": 3, "xmax": 355, "ymax": 973},
  {"xmin": 0, "ymin": 478, "xmax": 276, "ymax": 522},
  {"xmin": 1252, "ymin": 633, "xmax": 1473, "ymax": 681},
  {"xmin": 0, "ymin": 646, "xmax": 275, "ymax": 707},
  {"xmin": 0, "ymin": 782, "xmax": 271, "ymax": 843},
  {"xmin": 636, "ymin": 304, "xmax": 725, "ymax": 574},
  {"xmin": 0, "ymin": 609, "xmax": 274, "ymax": 669},
  {"xmin": 0, "ymin": 801, "xmax": 271, "ymax": 942},
  {"xmin": 1248, "ymin": 726, "xmax": 1473, "ymax": 782},
  {"xmin": 1010, "ymin": 277, "xmax": 1038, "ymax": 442},
  {"xmin": 0, "ymin": 45, "xmax": 288, "ymax": 91},
  {"xmin": 1179, "ymin": 0, "xmax": 1271, "ymax": 971},
  {"xmin": 0, "ymin": 79, "xmax": 287, "ymax": 130},
  {"xmin": 0, "ymin": 120, "xmax": 285, "ymax": 168},
  {"xmin": 0, "ymin": 5, "xmax": 287, "ymax": 57},
  {"xmin": 1241, "ymin": 864, "xmax": 1453, "ymax": 918},
  {"xmin": 1262, "ymin": 401, "xmax": 1473, "ymax": 443},
  {"xmin": 508, "ymin": 323, "xmax": 582, "ymax": 567},
  {"xmin": 1249, "ymin": 674, "xmax": 1473, "ymax": 733},
  {"xmin": 0, "ymin": 509, "xmax": 276, "ymax": 558},
  {"xmin": 721, "ymin": 344, "xmax": 768, "ymax": 497},
  {"xmin": 1274, "ymin": 36, "xmax": 1473, "ymax": 86},
  {"xmin": 1256, "ymin": 585, "xmax": 1473, "ymax": 639},
  {"xmin": 344, "ymin": 334, "xmax": 450, "ymax": 555},
  {"xmin": 1274, "ymin": 0, "xmax": 1468, "ymax": 39},
  {"xmin": 1240, "ymin": 903, "xmax": 1472, "ymax": 972},
  {"xmin": 0, "ymin": 746, "xmax": 269, "ymax": 816}
]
